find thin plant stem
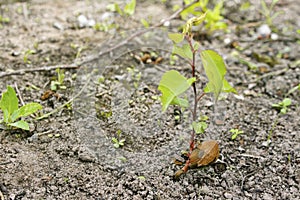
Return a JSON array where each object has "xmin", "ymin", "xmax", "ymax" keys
[
  {"xmin": 186, "ymin": 34, "xmax": 197, "ymax": 152},
  {"xmin": 268, "ymin": 116, "xmax": 279, "ymax": 141}
]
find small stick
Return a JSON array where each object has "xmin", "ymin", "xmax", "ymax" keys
[
  {"xmin": 0, "ymin": 64, "xmax": 79, "ymax": 78},
  {"xmin": 14, "ymin": 83, "xmax": 25, "ymax": 106}
]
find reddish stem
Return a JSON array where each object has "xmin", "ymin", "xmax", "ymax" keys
[
  {"xmin": 186, "ymin": 34, "xmax": 198, "ymax": 152},
  {"xmin": 197, "ymin": 92, "xmax": 206, "ymax": 103}
]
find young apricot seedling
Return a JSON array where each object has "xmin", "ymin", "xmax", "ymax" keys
[{"xmin": 158, "ymin": 13, "xmax": 236, "ymax": 179}]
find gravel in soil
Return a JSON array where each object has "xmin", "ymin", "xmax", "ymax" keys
[{"xmin": 0, "ymin": 0, "xmax": 299, "ymax": 199}]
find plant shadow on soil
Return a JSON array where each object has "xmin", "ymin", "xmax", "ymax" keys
[{"xmin": 74, "ymin": 28, "xmax": 200, "ymax": 174}]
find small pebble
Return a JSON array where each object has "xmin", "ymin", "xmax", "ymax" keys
[
  {"xmin": 77, "ymin": 14, "xmax": 95, "ymax": 28},
  {"xmin": 257, "ymin": 24, "xmax": 271, "ymax": 38},
  {"xmin": 224, "ymin": 38, "xmax": 231, "ymax": 45},
  {"xmin": 271, "ymin": 33, "xmax": 278, "ymax": 40},
  {"xmin": 78, "ymin": 14, "xmax": 88, "ymax": 28},
  {"xmin": 224, "ymin": 192, "xmax": 233, "ymax": 199},
  {"xmin": 53, "ymin": 22, "xmax": 64, "ymax": 30}
]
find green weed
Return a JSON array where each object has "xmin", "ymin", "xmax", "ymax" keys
[
  {"xmin": 229, "ymin": 128, "xmax": 244, "ymax": 140},
  {"xmin": 0, "ymin": 86, "xmax": 42, "ymax": 131},
  {"xmin": 51, "ymin": 68, "xmax": 66, "ymax": 91}
]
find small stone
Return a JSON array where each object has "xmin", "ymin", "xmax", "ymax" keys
[
  {"xmin": 53, "ymin": 22, "xmax": 64, "ymax": 30},
  {"xmin": 163, "ymin": 20, "xmax": 170, "ymax": 27},
  {"xmin": 11, "ymin": 51, "xmax": 21, "ymax": 56},
  {"xmin": 77, "ymin": 14, "xmax": 88, "ymax": 28},
  {"xmin": 224, "ymin": 192, "xmax": 233, "ymax": 199},
  {"xmin": 224, "ymin": 38, "xmax": 231, "ymax": 45},
  {"xmin": 271, "ymin": 33, "xmax": 278, "ymax": 40},
  {"xmin": 78, "ymin": 146, "xmax": 97, "ymax": 162},
  {"xmin": 88, "ymin": 19, "xmax": 96, "ymax": 27},
  {"xmin": 262, "ymin": 193, "xmax": 273, "ymax": 200},
  {"xmin": 234, "ymin": 94, "xmax": 244, "ymax": 100},
  {"xmin": 200, "ymin": 185, "xmax": 210, "ymax": 194},
  {"xmin": 248, "ymin": 83, "xmax": 256, "ymax": 89},
  {"xmin": 257, "ymin": 24, "xmax": 271, "ymax": 38}
]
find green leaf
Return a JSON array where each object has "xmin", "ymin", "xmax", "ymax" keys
[
  {"xmin": 173, "ymin": 44, "xmax": 193, "ymax": 60},
  {"xmin": 8, "ymin": 120, "xmax": 29, "ymax": 130},
  {"xmin": 124, "ymin": 0, "xmax": 136, "ymax": 16},
  {"xmin": 112, "ymin": 137, "xmax": 118, "ymax": 143},
  {"xmin": 193, "ymin": 42, "xmax": 200, "ymax": 51},
  {"xmin": 230, "ymin": 129, "xmax": 244, "ymax": 140},
  {"xmin": 200, "ymin": 50, "xmax": 236, "ymax": 100},
  {"xmin": 106, "ymin": 3, "xmax": 123, "ymax": 15},
  {"xmin": 2, "ymin": 109, "xmax": 9, "ymax": 123},
  {"xmin": 180, "ymin": 2, "xmax": 202, "ymax": 20},
  {"xmin": 192, "ymin": 121, "xmax": 207, "ymax": 134},
  {"xmin": 190, "ymin": 12, "xmax": 207, "ymax": 26},
  {"xmin": 0, "ymin": 86, "xmax": 19, "ymax": 122},
  {"xmin": 170, "ymin": 97, "xmax": 189, "ymax": 108},
  {"xmin": 115, "ymin": 3, "xmax": 123, "ymax": 15},
  {"xmin": 168, "ymin": 33, "xmax": 184, "ymax": 43},
  {"xmin": 282, "ymin": 98, "xmax": 291, "ymax": 106},
  {"xmin": 231, "ymin": 132, "xmax": 238, "ymax": 140},
  {"xmin": 141, "ymin": 18, "xmax": 149, "ymax": 28},
  {"xmin": 183, "ymin": 12, "xmax": 207, "ymax": 34},
  {"xmin": 158, "ymin": 70, "xmax": 196, "ymax": 112},
  {"xmin": 11, "ymin": 103, "xmax": 42, "ymax": 122}
]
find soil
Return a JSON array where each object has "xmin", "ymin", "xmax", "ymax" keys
[{"xmin": 0, "ymin": 0, "xmax": 299, "ymax": 199}]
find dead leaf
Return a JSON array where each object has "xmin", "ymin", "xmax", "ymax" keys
[{"xmin": 189, "ymin": 140, "xmax": 219, "ymax": 168}]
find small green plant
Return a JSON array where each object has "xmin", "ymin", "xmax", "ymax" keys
[
  {"xmin": 112, "ymin": 130, "xmax": 125, "ymax": 148},
  {"xmin": 272, "ymin": 98, "xmax": 291, "ymax": 114},
  {"xmin": 158, "ymin": 13, "xmax": 236, "ymax": 178},
  {"xmin": 70, "ymin": 43, "xmax": 87, "ymax": 59},
  {"xmin": 23, "ymin": 49, "xmax": 36, "ymax": 64},
  {"xmin": 93, "ymin": 22, "xmax": 117, "ymax": 32},
  {"xmin": 0, "ymin": 86, "xmax": 42, "ymax": 131},
  {"xmin": 0, "ymin": 15, "xmax": 10, "ymax": 28},
  {"xmin": 127, "ymin": 66, "xmax": 141, "ymax": 89},
  {"xmin": 286, "ymin": 84, "xmax": 300, "ymax": 96},
  {"xmin": 51, "ymin": 68, "xmax": 66, "ymax": 91},
  {"xmin": 176, "ymin": 0, "xmax": 227, "ymax": 34},
  {"xmin": 107, "ymin": 0, "xmax": 136, "ymax": 16},
  {"xmin": 267, "ymin": 98, "xmax": 292, "ymax": 143},
  {"xmin": 259, "ymin": 0, "xmax": 283, "ymax": 27},
  {"xmin": 229, "ymin": 128, "xmax": 244, "ymax": 140}
]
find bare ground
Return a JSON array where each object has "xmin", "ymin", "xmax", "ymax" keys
[{"xmin": 0, "ymin": 0, "xmax": 299, "ymax": 199}]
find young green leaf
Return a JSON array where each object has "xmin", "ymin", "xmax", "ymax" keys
[
  {"xmin": 158, "ymin": 70, "xmax": 196, "ymax": 112},
  {"xmin": 200, "ymin": 50, "xmax": 236, "ymax": 100},
  {"xmin": 170, "ymin": 97, "xmax": 189, "ymax": 108},
  {"xmin": 2, "ymin": 109, "xmax": 9, "ymax": 123},
  {"xmin": 230, "ymin": 129, "xmax": 244, "ymax": 140},
  {"xmin": 282, "ymin": 98, "xmax": 291, "ymax": 106},
  {"xmin": 173, "ymin": 44, "xmax": 193, "ymax": 60},
  {"xmin": 9, "ymin": 120, "xmax": 30, "ymax": 131},
  {"xmin": 124, "ymin": 0, "xmax": 136, "ymax": 16},
  {"xmin": 272, "ymin": 98, "xmax": 291, "ymax": 114},
  {"xmin": 11, "ymin": 103, "xmax": 42, "ymax": 122},
  {"xmin": 141, "ymin": 18, "xmax": 149, "ymax": 28},
  {"xmin": 192, "ymin": 121, "xmax": 207, "ymax": 134},
  {"xmin": 0, "ymin": 86, "xmax": 19, "ymax": 120},
  {"xmin": 168, "ymin": 33, "xmax": 184, "ymax": 43},
  {"xmin": 183, "ymin": 12, "xmax": 207, "ymax": 34},
  {"xmin": 180, "ymin": 1, "xmax": 202, "ymax": 20}
]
